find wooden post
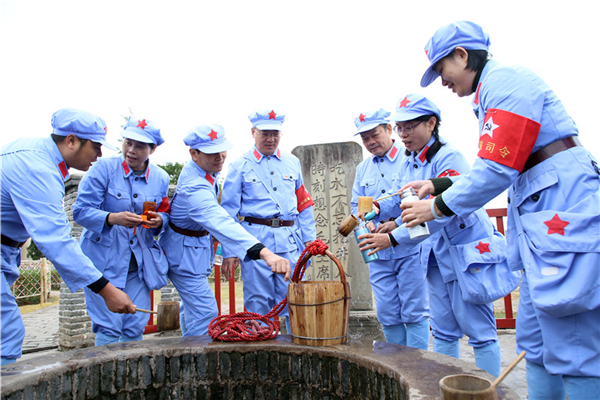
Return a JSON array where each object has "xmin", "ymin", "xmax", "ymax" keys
[{"xmin": 40, "ymin": 258, "xmax": 47, "ymax": 305}]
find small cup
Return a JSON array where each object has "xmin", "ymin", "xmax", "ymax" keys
[
  {"xmin": 358, "ymin": 196, "xmax": 373, "ymax": 213},
  {"xmin": 337, "ymin": 214, "xmax": 359, "ymax": 237},
  {"xmin": 142, "ymin": 201, "xmax": 157, "ymax": 228}
]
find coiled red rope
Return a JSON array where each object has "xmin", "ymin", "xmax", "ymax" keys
[{"xmin": 208, "ymin": 239, "xmax": 329, "ymax": 342}]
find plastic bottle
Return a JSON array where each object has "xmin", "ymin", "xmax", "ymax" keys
[
  {"xmin": 400, "ymin": 188, "xmax": 430, "ymax": 240},
  {"xmin": 355, "ymin": 212, "xmax": 379, "ymax": 263},
  {"xmin": 214, "ymin": 243, "xmax": 223, "ymax": 267}
]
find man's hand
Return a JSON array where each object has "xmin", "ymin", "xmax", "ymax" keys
[
  {"xmin": 221, "ymin": 257, "xmax": 239, "ymax": 280},
  {"xmin": 107, "ymin": 211, "xmax": 143, "ymax": 228},
  {"xmin": 98, "ymin": 282, "xmax": 136, "ymax": 314},
  {"xmin": 374, "ymin": 220, "xmax": 398, "ymax": 234},
  {"xmin": 356, "ymin": 232, "xmax": 392, "ymax": 255},
  {"xmin": 259, "ymin": 248, "xmax": 291, "ymax": 281},
  {"xmin": 400, "ymin": 180, "xmax": 435, "ymax": 199}
]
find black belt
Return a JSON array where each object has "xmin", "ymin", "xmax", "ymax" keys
[
  {"xmin": 1, "ymin": 234, "xmax": 27, "ymax": 248},
  {"xmin": 522, "ymin": 136, "xmax": 581, "ymax": 173},
  {"xmin": 243, "ymin": 216, "xmax": 294, "ymax": 228},
  {"xmin": 168, "ymin": 221, "xmax": 209, "ymax": 237}
]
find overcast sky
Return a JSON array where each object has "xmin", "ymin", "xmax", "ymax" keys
[{"xmin": 1, "ymin": 1, "xmax": 598, "ymax": 208}]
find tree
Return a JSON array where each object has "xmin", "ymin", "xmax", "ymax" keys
[
  {"xmin": 158, "ymin": 162, "xmax": 185, "ymax": 185},
  {"xmin": 26, "ymin": 241, "xmax": 44, "ymax": 260}
]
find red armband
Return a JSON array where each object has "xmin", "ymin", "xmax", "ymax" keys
[
  {"xmin": 477, "ymin": 108, "xmax": 540, "ymax": 172},
  {"xmin": 295, "ymin": 184, "xmax": 314, "ymax": 213},
  {"xmin": 157, "ymin": 196, "xmax": 170, "ymax": 213}
]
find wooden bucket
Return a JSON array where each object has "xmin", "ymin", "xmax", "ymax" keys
[
  {"xmin": 439, "ymin": 374, "xmax": 497, "ymax": 400},
  {"xmin": 287, "ymin": 249, "xmax": 351, "ymax": 346}
]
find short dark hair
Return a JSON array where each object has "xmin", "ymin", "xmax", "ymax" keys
[
  {"xmin": 463, "ymin": 49, "xmax": 489, "ymax": 72},
  {"xmin": 403, "ymin": 114, "xmax": 445, "ymax": 163},
  {"xmin": 51, "ymin": 134, "xmax": 89, "ymax": 146}
]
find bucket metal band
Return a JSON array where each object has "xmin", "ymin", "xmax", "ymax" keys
[
  {"xmin": 287, "ymin": 296, "xmax": 351, "ymax": 307},
  {"xmin": 291, "ymin": 333, "xmax": 348, "ymax": 341}
]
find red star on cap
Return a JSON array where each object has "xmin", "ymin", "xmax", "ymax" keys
[
  {"xmin": 268, "ymin": 110, "xmax": 277, "ymax": 120},
  {"xmin": 104, "ymin": 126, "xmax": 107, "ymax": 135},
  {"xmin": 137, "ymin": 119, "xmax": 148, "ymax": 129},
  {"xmin": 475, "ymin": 241, "xmax": 491, "ymax": 254},
  {"xmin": 399, "ymin": 96, "xmax": 411, "ymax": 108},
  {"xmin": 544, "ymin": 214, "xmax": 569, "ymax": 235},
  {"xmin": 359, "ymin": 113, "xmax": 366, "ymax": 122},
  {"xmin": 208, "ymin": 129, "xmax": 218, "ymax": 141}
]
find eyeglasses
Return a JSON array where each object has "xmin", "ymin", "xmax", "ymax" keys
[
  {"xmin": 393, "ymin": 120, "xmax": 423, "ymax": 135},
  {"xmin": 255, "ymin": 129, "xmax": 282, "ymax": 138}
]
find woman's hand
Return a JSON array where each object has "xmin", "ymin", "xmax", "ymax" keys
[
  {"xmin": 107, "ymin": 211, "xmax": 143, "ymax": 228},
  {"xmin": 401, "ymin": 198, "xmax": 435, "ymax": 227},
  {"xmin": 400, "ymin": 180, "xmax": 435, "ymax": 199},
  {"xmin": 143, "ymin": 211, "xmax": 163, "ymax": 229}
]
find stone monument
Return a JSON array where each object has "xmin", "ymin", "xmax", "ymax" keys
[{"xmin": 292, "ymin": 142, "xmax": 383, "ymax": 340}]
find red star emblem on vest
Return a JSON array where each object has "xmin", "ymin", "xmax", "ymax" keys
[
  {"xmin": 544, "ymin": 214, "xmax": 569, "ymax": 235},
  {"xmin": 208, "ymin": 129, "xmax": 218, "ymax": 141},
  {"xmin": 399, "ymin": 96, "xmax": 411, "ymax": 108},
  {"xmin": 475, "ymin": 241, "xmax": 491, "ymax": 254},
  {"xmin": 359, "ymin": 113, "xmax": 366, "ymax": 122},
  {"xmin": 268, "ymin": 110, "xmax": 277, "ymax": 120},
  {"xmin": 137, "ymin": 119, "xmax": 148, "ymax": 129}
]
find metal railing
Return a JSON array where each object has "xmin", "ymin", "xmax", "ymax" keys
[{"xmin": 142, "ymin": 208, "xmax": 517, "ymax": 333}]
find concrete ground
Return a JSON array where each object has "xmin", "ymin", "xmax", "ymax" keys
[{"xmin": 19, "ymin": 304, "xmax": 527, "ymax": 399}]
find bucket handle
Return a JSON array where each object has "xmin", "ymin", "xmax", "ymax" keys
[{"xmin": 292, "ymin": 248, "xmax": 347, "ymax": 286}]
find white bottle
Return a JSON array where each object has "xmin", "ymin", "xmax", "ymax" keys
[
  {"xmin": 214, "ymin": 243, "xmax": 223, "ymax": 266},
  {"xmin": 400, "ymin": 188, "xmax": 430, "ymax": 240}
]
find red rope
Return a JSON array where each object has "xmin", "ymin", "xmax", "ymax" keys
[{"xmin": 208, "ymin": 239, "xmax": 329, "ymax": 342}]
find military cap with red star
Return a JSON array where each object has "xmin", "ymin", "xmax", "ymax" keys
[
  {"xmin": 121, "ymin": 116, "xmax": 165, "ymax": 146},
  {"xmin": 353, "ymin": 108, "xmax": 390, "ymax": 135},
  {"xmin": 51, "ymin": 108, "xmax": 117, "ymax": 151},
  {"xmin": 184, "ymin": 124, "xmax": 233, "ymax": 154},
  {"xmin": 248, "ymin": 109, "xmax": 285, "ymax": 131}
]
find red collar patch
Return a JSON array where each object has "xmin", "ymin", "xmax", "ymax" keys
[
  {"xmin": 389, "ymin": 145, "xmax": 398, "ymax": 160},
  {"xmin": 122, "ymin": 160, "xmax": 131, "ymax": 175},
  {"xmin": 253, "ymin": 149, "xmax": 261, "ymax": 161},
  {"xmin": 58, "ymin": 161, "xmax": 68, "ymax": 179},
  {"xmin": 205, "ymin": 172, "xmax": 215, "ymax": 185},
  {"xmin": 474, "ymin": 83, "xmax": 482, "ymax": 106},
  {"xmin": 418, "ymin": 146, "xmax": 429, "ymax": 163}
]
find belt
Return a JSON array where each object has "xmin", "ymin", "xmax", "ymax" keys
[
  {"xmin": 243, "ymin": 216, "xmax": 294, "ymax": 228},
  {"xmin": 1, "ymin": 234, "xmax": 27, "ymax": 248},
  {"xmin": 168, "ymin": 221, "xmax": 209, "ymax": 237},
  {"xmin": 522, "ymin": 136, "xmax": 581, "ymax": 173}
]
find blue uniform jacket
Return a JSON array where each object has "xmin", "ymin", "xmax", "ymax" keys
[
  {"xmin": 351, "ymin": 140, "xmax": 416, "ymax": 260},
  {"xmin": 73, "ymin": 156, "xmax": 170, "ymax": 289},
  {"xmin": 378, "ymin": 136, "xmax": 504, "ymax": 283},
  {"xmin": 221, "ymin": 146, "xmax": 317, "ymax": 258},
  {"xmin": 159, "ymin": 160, "xmax": 261, "ymax": 275},
  {"xmin": 1, "ymin": 137, "xmax": 102, "ymax": 291}
]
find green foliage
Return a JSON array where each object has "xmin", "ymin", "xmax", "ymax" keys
[
  {"xmin": 26, "ymin": 241, "xmax": 43, "ymax": 260},
  {"xmin": 158, "ymin": 162, "xmax": 185, "ymax": 185}
]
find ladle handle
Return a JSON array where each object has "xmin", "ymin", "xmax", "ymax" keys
[
  {"xmin": 373, "ymin": 192, "xmax": 399, "ymax": 202},
  {"xmin": 493, "ymin": 351, "xmax": 526, "ymax": 387},
  {"xmin": 136, "ymin": 308, "xmax": 157, "ymax": 314}
]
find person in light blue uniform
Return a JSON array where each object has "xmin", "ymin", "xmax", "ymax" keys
[
  {"xmin": 221, "ymin": 110, "xmax": 317, "ymax": 327},
  {"xmin": 399, "ymin": 22, "xmax": 600, "ymax": 399},
  {"xmin": 357, "ymin": 95, "xmax": 503, "ymax": 377},
  {"xmin": 1, "ymin": 108, "xmax": 136, "ymax": 365},
  {"xmin": 350, "ymin": 108, "xmax": 429, "ymax": 350},
  {"xmin": 73, "ymin": 117, "xmax": 170, "ymax": 346},
  {"xmin": 159, "ymin": 125, "xmax": 291, "ymax": 336}
]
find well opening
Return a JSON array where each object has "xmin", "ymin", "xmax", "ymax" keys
[{"xmin": 1, "ymin": 336, "xmax": 519, "ymax": 399}]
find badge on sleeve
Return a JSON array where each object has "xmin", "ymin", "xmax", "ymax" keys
[{"xmin": 477, "ymin": 108, "xmax": 540, "ymax": 172}]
